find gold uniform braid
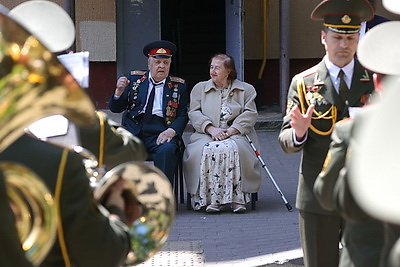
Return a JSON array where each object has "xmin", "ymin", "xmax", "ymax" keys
[{"xmin": 296, "ymin": 77, "xmax": 337, "ymax": 136}]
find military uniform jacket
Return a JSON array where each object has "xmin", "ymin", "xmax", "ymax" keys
[
  {"xmin": 278, "ymin": 57, "xmax": 374, "ymax": 214},
  {"xmin": 314, "ymin": 116, "xmax": 371, "ymax": 220},
  {"xmin": 314, "ymin": 108, "xmax": 385, "ymax": 267},
  {"xmin": 78, "ymin": 111, "xmax": 147, "ymax": 171},
  {"xmin": 0, "ymin": 135, "xmax": 130, "ymax": 267},
  {"xmin": 108, "ymin": 70, "xmax": 188, "ymax": 137}
]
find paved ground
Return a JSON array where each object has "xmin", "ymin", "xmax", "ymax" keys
[
  {"xmin": 156, "ymin": 130, "xmax": 304, "ymax": 267},
  {"xmin": 104, "ymin": 109, "xmax": 305, "ymax": 267}
]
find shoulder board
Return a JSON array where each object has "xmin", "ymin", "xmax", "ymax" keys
[
  {"xmin": 293, "ymin": 65, "xmax": 318, "ymax": 80},
  {"xmin": 130, "ymin": 70, "xmax": 146, "ymax": 76},
  {"xmin": 170, "ymin": 76, "xmax": 185, "ymax": 84}
]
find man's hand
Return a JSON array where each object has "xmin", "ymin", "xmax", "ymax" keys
[
  {"xmin": 290, "ymin": 105, "xmax": 314, "ymax": 141},
  {"xmin": 105, "ymin": 178, "xmax": 126, "ymax": 211},
  {"xmin": 157, "ymin": 128, "xmax": 176, "ymax": 145},
  {"xmin": 115, "ymin": 76, "xmax": 129, "ymax": 97}
]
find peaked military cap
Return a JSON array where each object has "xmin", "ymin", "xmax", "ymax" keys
[
  {"xmin": 358, "ymin": 21, "xmax": 400, "ymax": 76},
  {"xmin": 383, "ymin": 0, "xmax": 400, "ymax": 15},
  {"xmin": 311, "ymin": 0, "xmax": 374, "ymax": 33},
  {"xmin": 9, "ymin": 0, "xmax": 75, "ymax": 53},
  {"xmin": 143, "ymin": 40, "xmax": 177, "ymax": 58}
]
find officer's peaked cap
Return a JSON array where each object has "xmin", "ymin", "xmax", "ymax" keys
[
  {"xmin": 143, "ymin": 40, "xmax": 177, "ymax": 58},
  {"xmin": 311, "ymin": 0, "xmax": 374, "ymax": 33}
]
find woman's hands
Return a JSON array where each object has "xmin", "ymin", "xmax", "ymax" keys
[{"xmin": 206, "ymin": 125, "xmax": 239, "ymax": 141}]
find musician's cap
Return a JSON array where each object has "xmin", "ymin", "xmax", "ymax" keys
[
  {"xmin": 383, "ymin": 0, "xmax": 400, "ymax": 15},
  {"xmin": 311, "ymin": 0, "xmax": 374, "ymax": 33},
  {"xmin": 348, "ymin": 76, "xmax": 400, "ymax": 225},
  {"xmin": 357, "ymin": 21, "xmax": 400, "ymax": 76},
  {"xmin": 9, "ymin": 0, "xmax": 75, "ymax": 53},
  {"xmin": 143, "ymin": 40, "xmax": 177, "ymax": 58}
]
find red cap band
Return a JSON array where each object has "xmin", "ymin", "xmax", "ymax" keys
[{"xmin": 148, "ymin": 48, "xmax": 172, "ymax": 57}]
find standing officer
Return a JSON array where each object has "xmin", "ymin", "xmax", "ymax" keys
[
  {"xmin": 109, "ymin": 41, "xmax": 188, "ymax": 185},
  {"xmin": 278, "ymin": 0, "xmax": 374, "ymax": 266}
]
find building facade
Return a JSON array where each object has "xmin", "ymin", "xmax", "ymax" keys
[{"xmin": 2, "ymin": 0, "xmax": 399, "ymax": 112}]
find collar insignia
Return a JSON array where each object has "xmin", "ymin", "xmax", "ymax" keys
[
  {"xmin": 360, "ymin": 70, "xmax": 370, "ymax": 82},
  {"xmin": 313, "ymin": 73, "xmax": 324, "ymax": 86}
]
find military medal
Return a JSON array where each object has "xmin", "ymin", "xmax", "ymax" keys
[{"xmin": 129, "ymin": 75, "xmax": 146, "ymax": 109}]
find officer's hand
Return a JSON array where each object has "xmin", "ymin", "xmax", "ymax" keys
[
  {"xmin": 157, "ymin": 128, "xmax": 176, "ymax": 145},
  {"xmin": 290, "ymin": 104, "xmax": 314, "ymax": 141},
  {"xmin": 115, "ymin": 76, "xmax": 129, "ymax": 97}
]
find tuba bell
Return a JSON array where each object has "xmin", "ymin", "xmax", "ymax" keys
[
  {"xmin": 94, "ymin": 161, "xmax": 176, "ymax": 266},
  {"xmin": 0, "ymin": 162, "xmax": 57, "ymax": 266},
  {"xmin": 0, "ymin": 4, "xmax": 96, "ymax": 265}
]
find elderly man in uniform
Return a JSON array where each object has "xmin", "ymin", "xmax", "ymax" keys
[
  {"xmin": 109, "ymin": 41, "xmax": 188, "ymax": 185},
  {"xmin": 278, "ymin": 0, "xmax": 375, "ymax": 266}
]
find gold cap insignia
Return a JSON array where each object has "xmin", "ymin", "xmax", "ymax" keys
[
  {"xmin": 156, "ymin": 48, "xmax": 167, "ymax": 54},
  {"xmin": 341, "ymin": 15, "xmax": 351, "ymax": 24}
]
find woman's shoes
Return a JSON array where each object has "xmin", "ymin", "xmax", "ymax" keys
[
  {"xmin": 232, "ymin": 203, "xmax": 246, "ymax": 213},
  {"xmin": 206, "ymin": 204, "xmax": 221, "ymax": 213},
  {"xmin": 206, "ymin": 203, "xmax": 246, "ymax": 213}
]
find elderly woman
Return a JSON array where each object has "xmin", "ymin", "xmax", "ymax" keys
[{"xmin": 183, "ymin": 54, "xmax": 262, "ymax": 213}]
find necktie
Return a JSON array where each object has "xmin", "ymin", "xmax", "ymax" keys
[
  {"xmin": 143, "ymin": 79, "xmax": 162, "ymax": 122},
  {"xmin": 338, "ymin": 70, "xmax": 349, "ymax": 103}
]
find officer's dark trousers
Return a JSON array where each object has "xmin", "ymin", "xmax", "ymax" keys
[
  {"xmin": 137, "ymin": 115, "xmax": 178, "ymax": 185},
  {"xmin": 299, "ymin": 210, "xmax": 341, "ymax": 267}
]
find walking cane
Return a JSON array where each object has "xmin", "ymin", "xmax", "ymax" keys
[{"xmin": 246, "ymin": 135, "xmax": 293, "ymax": 211}]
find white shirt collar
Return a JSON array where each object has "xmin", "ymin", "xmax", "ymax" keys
[
  {"xmin": 324, "ymin": 56, "xmax": 354, "ymax": 90},
  {"xmin": 148, "ymin": 73, "xmax": 166, "ymax": 85}
]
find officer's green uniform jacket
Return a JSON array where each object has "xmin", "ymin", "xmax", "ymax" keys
[
  {"xmin": 0, "ymin": 135, "xmax": 130, "ymax": 267},
  {"xmin": 278, "ymin": 57, "xmax": 374, "ymax": 214},
  {"xmin": 79, "ymin": 111, "xmax": 147, "ymax": 171},
  {"xmin": 314, "ymin": 111, "xmax": 385, "ymax": 267}
]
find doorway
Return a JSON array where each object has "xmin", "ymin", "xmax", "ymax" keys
[{"xmin": 161, "ymin": 0, "xmax": 226, "ymax": 92}]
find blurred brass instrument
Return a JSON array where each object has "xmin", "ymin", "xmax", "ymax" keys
[
  {"xmin": 77, "ymin": 148, "xmax": 176, "ymax": 266},
  {"xmin": 94, "ymin": 162, "xmax": 176, "ymax": 266},
  {"xmin": 1, "ymin": 4, "xmax": 175, "ymax": 266},
  {"xmin": 0, "ymin": 162, "xmax": 57, "ymax": 266},
  {"xmin": 0, "ymin": 6, "xmax": 96, "ymax": 266}
]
